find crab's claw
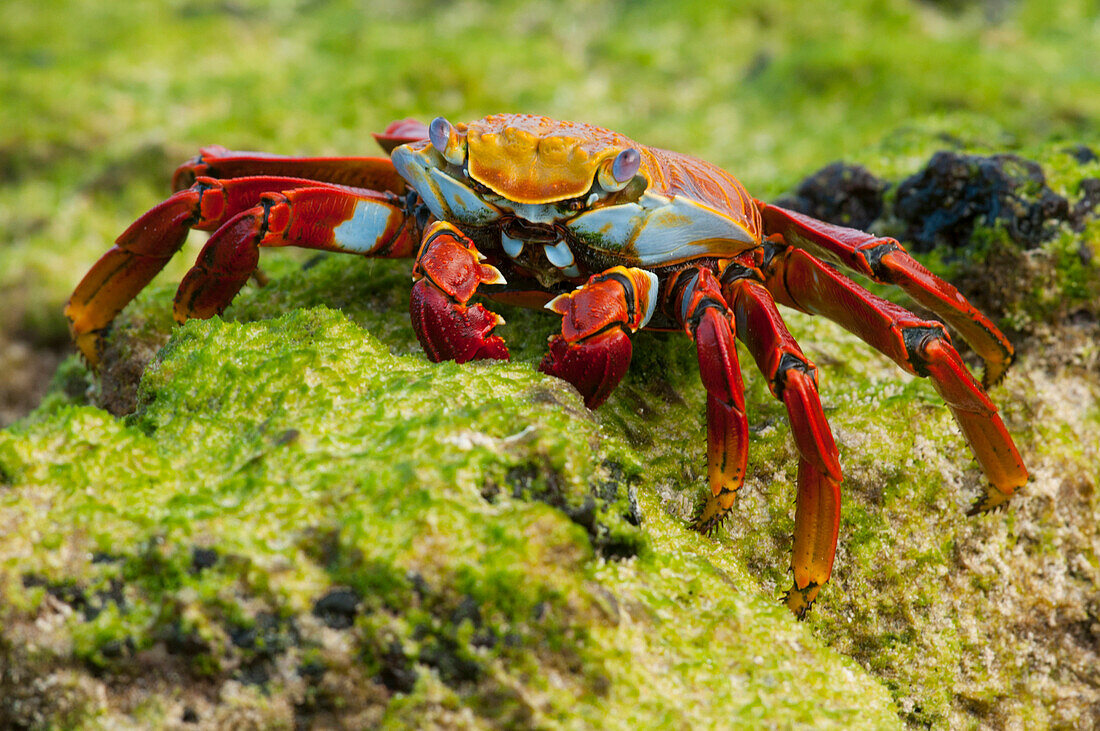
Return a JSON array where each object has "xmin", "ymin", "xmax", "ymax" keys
[{"xmin": 409, "ymin": 222, "xmax": 510, "ymax": 363}]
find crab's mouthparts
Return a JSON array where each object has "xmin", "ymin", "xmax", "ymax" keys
[{"xmin": 502, "ymin": 217, "xmax": 561, "ymax": 243}]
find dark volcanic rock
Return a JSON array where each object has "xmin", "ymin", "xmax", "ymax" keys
[
  {"xmin": 894, "ymin": 151, "xmax": 1070, "ymax": 252},
  {"xmin": 773, "ymin": 162, "xmax": 889, "ymax": 230}
]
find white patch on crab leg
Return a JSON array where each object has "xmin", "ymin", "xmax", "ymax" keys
[
  {"xmin": 560, "ymin": 264, "xmax": 581, "ymax": 279},
  {"xmin": 544, "ymin": 239, "xmax": 574, "ymax": 268},
  {"xmin": 638, "ymin": 269, "xmax": 659, "ymax": 329},
  {"xmin": 332, "ymin": 200, "xmax": 403, "ymax": 254},
  {"xmin": 501, "ymin": 232, "xmax": 525, "ymax": 258},
  {"xmin": 544, "ymin": 293, "xmax": 568, "ymax": 313}
]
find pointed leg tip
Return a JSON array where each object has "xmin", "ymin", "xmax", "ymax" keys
[
  {"xmin": 782, "ymin": 582, "xmax": 820, "ymax": 619},
  {"xmin": 72, "ymin": 330, "xmax": 106, "ymax": 369},
  {"xmin": 966, "ymin": 485, "xmax": 1018, "ymax": 516},
  {"xmin": 981, "ymin": 350, "xmax": 1015, "ymax": 390},
  {"xmin": 688, "ymin": 494, "xmax": 736, "ymax": 535}
]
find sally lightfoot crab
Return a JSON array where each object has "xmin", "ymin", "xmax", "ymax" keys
[{"xmin": 65, "ymin": 114, "xmax": 1028, "ymax": 616}]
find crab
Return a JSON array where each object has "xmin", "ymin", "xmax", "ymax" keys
[{"xmin": 65, "ymin": 114, "xmax": 1028, "ymax": 616}]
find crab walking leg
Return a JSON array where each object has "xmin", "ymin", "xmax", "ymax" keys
[
  {"xmin": 672, "ymin": 267, "xmax": 751, "ymax": 532},
  {"xmin": 759, "ymin": 203, "xmax": 1014, "ymax": 387},
  {"xmin": 372, "ymin": 118, "xmax": 431, "ymax": 154},
  {"xmin": 538, "ymin": 266, "xmax": 659, "ymax": 409},
  {"xmin": 174, "ymin": 186, "xmax": 417, "ymax": 321},
  {"xmin": 409, "ymin": 222, "xmax": 509, "ymax": 363},
  {"xmin": 723, "ymin": 274, "xmax": 843, "ymax": 615},
  {"xmin": 171, "ymin": 146, "xmax": 409, "ymax": 194},
  {"xmin": 65, "ymin": 176, "xmax": 328, "ymax": 365},
  {"xmin": 722, "ymin": 276, "xmax": 842, "ymax": 482},
  {"xmin": 763, "ymin": 247, "xmax": 1028, "ymax": 511},
  {"xmin": 785, "ymin": 460, "xmax": 842, "ymax": 617}
]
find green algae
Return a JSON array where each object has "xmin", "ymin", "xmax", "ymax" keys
[
  {"xmin": 5, "ymin": 141, "xmax": 1099, "ymax": 726},
  {"xmin": 1, "ymin": 307, "xmax": 902, "ymax": 728}
]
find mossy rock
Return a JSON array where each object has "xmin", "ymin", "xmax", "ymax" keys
[
  {"xmin": 2, "ymin": 305, "xmax": 904, "ymax": 728},
  {"xmin": 5, "ymin": 131, "xmax": 1100, "ymax": 727}
]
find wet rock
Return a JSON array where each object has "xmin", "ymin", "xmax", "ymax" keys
[
  {"xmin": 774, "ymin": 162, "xmax": 889, "ymax": 230},
  {"xmin": 1071, "ymin": 178, "xmax": 1100, "ymax": 229},
  {"xmin": 1064, "ymin": 144, "xmax": 1098, "ymax": 164},
  {"xmin": 190, "ymin": 546, "xmax": 219, "ymax": 573},
  {"xmin": 505, "ymin": 461, "xmax": 642, "ymax": 559},
  {"xmin": 894, "ymin": 151, "xmax": 1070, "ymax": 252},
  {"xmin": 162, "ymin": 624, "xmax": 209, "ymax": 658},
  {"xmin": 417, "ymin": 635, "xmax": 482, "ymax": 687},
  {"xmin": 312, "ymin": 588, "xmax": 360, "ymax": 630}
]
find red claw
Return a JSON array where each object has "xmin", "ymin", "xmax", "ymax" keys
[
  {"xmin": 409, "ymin": 222, "xmax": 509, "ymax": 364},
  {"xmin": 410, "ymin": 278, "xmax": 508, "ymax": 363},
  {"xmin": 539, "ymin": 330, "xmax": 632, "ymax": 409}
]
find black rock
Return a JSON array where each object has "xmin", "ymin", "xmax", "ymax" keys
[{"xmin": 894, "ymin": 151, "xmax": 1070, "ymax": 252}]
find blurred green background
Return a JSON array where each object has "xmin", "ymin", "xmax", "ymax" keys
[{"xmin": 3, "ymin": 0, "xmax": 1098, "ymax": 351}]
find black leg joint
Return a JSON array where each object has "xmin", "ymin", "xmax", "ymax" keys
[
  {"xmin": 902, "ymin": 324, "xmax": 948, "ymax": 377},
  {"xmin": 773, "ymin": 352, "xmax": 815, "ymax": 400},
  {"xmin": 758, "ymin": 240, "xmax": 788, "ymax": 276},
  {"xmin": 672, "ymin": 268, "xmax": 727, "ymax": 332},
  {"xmin": 860, "ymin": 240, "xmax": 903, "ymax": 282},
  {"xmin": 718, "ymin": 260, "xmax": 761, "ymax": 289}
]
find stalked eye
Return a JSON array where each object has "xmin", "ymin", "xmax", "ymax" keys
[
  {"xmin": 597, "ymin": 147, "xmax": 642, "ymax": 192},
  {"xmin": 428, "ymin": 116, "xmax": 467, "ymax": 166},
  {"xmin": 612, "ymin": 148, "xmax": 641, "ymax": 182}
]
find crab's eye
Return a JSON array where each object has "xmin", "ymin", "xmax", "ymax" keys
[
  {"xmin": 612, "ymin": 148, "xmax": 640, "ymax": 182},
  {"xmin": 428, "ymin": 116, "xmax": 467, "ymax": 166},
  {"xmin": 597, "ymin": 148, "xmax": 641, "ymax": 192}
]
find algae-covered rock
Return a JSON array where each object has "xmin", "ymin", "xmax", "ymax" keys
[
  {"xmin": 1, "ymin": 306, "xmax": 899, "ymax": 728},
  {"xmin": 3, "ymin": 139, "xmax": 1098, "ymax": 729}
]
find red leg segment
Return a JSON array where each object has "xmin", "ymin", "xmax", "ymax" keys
[
  {"xmin": 538, "ymin": 266, "xmax": 657, "ymax": 409},
  {"xmin": 671, "ymin": 267, "xmax": 750, "ymax": 533},
  {"xmin": 174, "ymin": 186, "xmax": 416, "ymax": 321},
  {"xmin": 409, "ymin": 222, "xmax": 509, "ymax": 364},
  {"xmin": 759, "ymin": 202, "xmax": 1014, "ymax": 387},
  {"xmin": 65, "ymin": 175, "xmax": 328, "ymax": 364},
  {"xmin": 372, "ymin": 118, "xmax": 430, "ymax": 154},
  {"xmin": 723, "ymin": 273, "xmax": 843, "ymax": 615},
  {"xmin": 763, "ymin": 247, "xmax": 1028, "ymax": 512},
  {"xmin": 171, "ymin": 146, "xmax": 408, "ymax": 194},
  {"xmin": 724, "ymin": 276, "xmax": 841, "ymax": 482}
]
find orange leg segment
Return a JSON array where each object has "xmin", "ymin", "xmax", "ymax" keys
[
  {"xmin": 721, "ymin": 273, "xmax": 842, "ymax": 615},
  {"xmin": 671, "ymin": 267, "xmax": 750, "ymax": 532},
  {"xmin": 786, "ymin": 460, "xmax": 842, "ymax": 617},
  {"xmin": 759, "ymin": 202, "xmax": 1014, "ymax": 387},
  {"xmin": 763, "ymin": 247, "xmax": 1028, "ymax": 512}
]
